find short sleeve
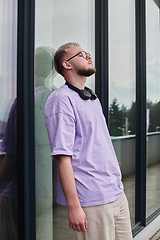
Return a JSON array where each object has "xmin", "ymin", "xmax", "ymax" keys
[{"xmin": 45, "ymin": 94, "xmax": 76, "ymax": 157}]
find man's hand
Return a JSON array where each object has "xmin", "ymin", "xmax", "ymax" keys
[
  {"xmin": 69, "ymin": 205, "xmax": 88, "ymax": 232},
  {"xmin": 57, "ymin": 155, "xmax": 88, "ymax": 232}
]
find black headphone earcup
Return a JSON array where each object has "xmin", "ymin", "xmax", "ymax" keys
[
  {"xmin": 85, "ymin": 87, "xmax": 97, "ymax": 100},
  {"xmin": 79, "ymin": 89, "xmax": 91, "ymax": 100},
  {"xmin": 65, "ymin": 81, "xmax": 97, "ymax": 100},
  {"xmin": 90, "ymin": 90, "xmax": 97, "ymax": 100}
]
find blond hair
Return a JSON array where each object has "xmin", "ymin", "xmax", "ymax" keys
[{"xmin": 54, "ymin": 42, "xmax": 80, "ymax": 76}]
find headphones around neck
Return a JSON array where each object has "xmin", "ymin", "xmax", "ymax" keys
[{"xmin": 65, "ymin": 81, "xmax": 97, "ymax": 100}]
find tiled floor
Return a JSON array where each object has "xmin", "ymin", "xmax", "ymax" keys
[
  {"xmin": 53, "ymin": 162, "xmax": 160, "ymax": 240},
  {"xmin": 146, "ymin": 162, "xmax": 160, "ymax": 216},
  {"xmin": 122, "ymin": 173, "xmax": 135, "ymax": 227}
]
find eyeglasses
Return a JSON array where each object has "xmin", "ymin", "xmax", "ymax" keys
[{"xmin": 66, "ymin": 51, "xmax": 91, "ymax": 62}]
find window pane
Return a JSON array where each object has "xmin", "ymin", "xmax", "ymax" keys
[
  {"xmin": 0, "ymin": 0, "xmax": 18, "ymax": 238},
  {"xmin": 109, "ymin": 0, "xmax": 136, "ymax": 227},
  {"xmin": 146, "ymin": 0, "xmax": 160, "ymax": 217},
  {"xmin": 35, "ymin": 1, "xmax": 95, "ymax": 239}
]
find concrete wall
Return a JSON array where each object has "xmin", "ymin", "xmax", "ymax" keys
[
  {"xmin": 147, "ymin": 133, "xmax": 160, "ymax": 166},
  {"xmin": 112, "ymin": 135, "xmax": 136, "ymax": 177},
  {"xmin": 112, "ymin": 132, "xmax": 160, "ymax": 177}
]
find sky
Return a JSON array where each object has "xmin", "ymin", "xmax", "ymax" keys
[
  {"xmin": 0, "ymin": 0, "xmax": 160, "ymax": 122},
  {"xmin": 0, "ymin": 0, "xmax": 17, "ymax": 122},
  {"xmin": 35, "ymin": 0, "xmax": 95, "ymax": 90},
  {"xmin": 109, "ymin": 0, "xmax": 160, "ymax": 108}
]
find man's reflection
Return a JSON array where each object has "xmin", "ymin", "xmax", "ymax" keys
[
  {"xmin": 0, "ymin": 98, "xmax": 17, "ymax": 240},
  {"xmin": 35, "ymin": 46, "xmax": 57, "ymax": 239},
  {"xmin": 0, "ymin": 46, "xmax": 57, "ymax": 240}
]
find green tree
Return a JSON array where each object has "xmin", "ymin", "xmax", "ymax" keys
[
  {"xmin": 128, "ymin": 101, "xmax": 136, "ymax": 134},
  {"xmin": 147, "ymin": 100, "xmax": 160, "ymax": 132},
  {"xmin": 109, "ymin": 98, "xmax": 127, "ymax": 136}
]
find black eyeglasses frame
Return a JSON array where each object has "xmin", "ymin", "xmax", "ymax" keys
[{"xmin": 66, "ymin": 51, "xmax": 91, "ymax": 62}]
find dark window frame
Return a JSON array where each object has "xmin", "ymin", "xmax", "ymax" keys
[
  {"xmin": 95, "ymin": 0, "xmax": 109, "ymax": 123},
  {"xmin": 16, "ymin": 0, "xmax": 160, "ymax": 239},
  {"xmin": 95, "ymin": 0, "xmax": 160, "ymax": 237},
  {"xmin": 134, "ymin": 0, "xmax": 147, "ymax": 234},
  {"xmin": 17, "ymin": 0, "xmax": 36, "ymax": 239}
]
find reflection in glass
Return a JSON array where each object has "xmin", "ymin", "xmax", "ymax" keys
[
  {"xmin": 35, "ymin": 0, "xmax": 95, "ymax": 239},
  {"xmin": 146, "ymin": 0, "xmax": 160, "ymax": 217},
  {"xmin": 109, "ymin": 0, "xmax": 136, "ymax": 227},
  {"xmin": 35, "ymin": 46, "xmax": 56, "ymax": 239},
  {"xmin": 0, "ymin": 99, "xmax": 17, "ymax": 240},
  {"xmin": 0, "ymin": 0, "xmax": 17, "ymax": 239}
]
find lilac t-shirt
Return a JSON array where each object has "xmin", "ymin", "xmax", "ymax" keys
[{"xmin": 45, "ymin": 85, "xmax": 123, "ymax": 207}]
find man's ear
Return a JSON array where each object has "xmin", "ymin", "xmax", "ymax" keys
[{"xmin": 62, "ymin": 61, "xmax": 72, "ymax": 70}]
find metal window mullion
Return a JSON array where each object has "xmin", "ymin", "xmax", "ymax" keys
[
  {"xmin": 17, "ymin": 0, "xmax": 36, "ymax": 239},
  {"xmin": 95, "ymin": 0, "xmax": 109, "ymax": 123},
  {"xmin": 135, "ymin": 0, "xmax": 147, "ymax": 227}
]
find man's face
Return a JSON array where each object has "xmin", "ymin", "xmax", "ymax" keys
[{"xmin": 65, "ymin": 46, "xmax": 96, "ymax": 77}]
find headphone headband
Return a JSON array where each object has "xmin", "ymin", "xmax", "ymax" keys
[{"xmin": 65, "ymin": 81, "xmax": 97, "ymax": 100}]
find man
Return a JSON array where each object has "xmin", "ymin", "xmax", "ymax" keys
[{"xmin": 44, "ymin": 42, "xmax": 133, "ymax": 240}]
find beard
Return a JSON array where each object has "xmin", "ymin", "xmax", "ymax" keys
[{"xmin": 77, "ymin": 67, "xmax": 96, "ymax": 77}]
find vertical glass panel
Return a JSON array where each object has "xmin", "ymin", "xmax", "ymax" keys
[
  {"xmin": 35, "ymin": 1, "xmax": 95, "ymax": 239},
  {"xmin": 146, "ymin": 0, "xmax": 160, "ymax": 217},
  {"xmin": 0, "ymin": 0, "xmax": 18, "ymax": 239},
  {"xmin": 109, "ymin": 0, "xmax": 136, "ymax": 227}
]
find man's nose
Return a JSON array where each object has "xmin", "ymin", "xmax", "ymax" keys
[{"xmin": 86, "ymin": 54, "xmax": 91, "ymax": 60}]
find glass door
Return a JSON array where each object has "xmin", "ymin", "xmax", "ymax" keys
[
  {"xmin": 34, "ymin": 1, "xmax": 95, "ymax": 239},
  {"xmin": 109, "ymin": 0, "xmax": 136, "ymax": 227},
  {"xmin": 0, "ymin": 0, "xmax": 18, "ymax": 239},
  {"xmin": 146, "ymin": 0, "xmax": 160, "ymax": 217}
]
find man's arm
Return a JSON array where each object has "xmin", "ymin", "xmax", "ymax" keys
[{"xmin": 57, "ymin": 155, "xmax": 88, "ymax": 232}]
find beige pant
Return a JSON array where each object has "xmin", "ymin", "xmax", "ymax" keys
[{"xmin": 76, "ymin": 192, "xmax": 133, "ymax": 240}]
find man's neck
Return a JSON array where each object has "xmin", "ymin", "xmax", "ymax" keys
[{"xmin": 65, "ymin": 76, "xmax": 87, "ymax": 90}]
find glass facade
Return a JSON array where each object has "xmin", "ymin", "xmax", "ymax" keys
[
  {"xmin": 109, "ymin": 0, "xmax": 136, "ymax": 227},
  {"xmin": 35, "ymin": 1, "xmax": 95, "ymax": 239},
  {"xmin": 146, "ymin": 0, "xmax": 160, "ymax": 217},
  {"xmin": 0, "ymin": 0, "xmax": 160, "ymax": 239},
  {"xmin": 0, "ymin": 0, "xmax": 18, "ymax": 239}
]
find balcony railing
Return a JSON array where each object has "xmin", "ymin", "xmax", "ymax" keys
[{"xmin": 111, "ymin": 132, "xmax": 160, "ymax": 177}]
